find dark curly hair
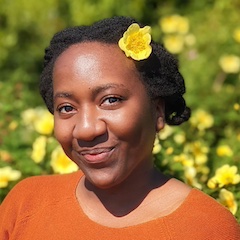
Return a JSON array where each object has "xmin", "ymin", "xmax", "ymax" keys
[{"xmin": 40, "ymin": 16, "xmax": 191, "ymax": 125}]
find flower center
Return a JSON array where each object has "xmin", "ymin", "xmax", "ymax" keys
[{"xmin": 126, "ymin": 32, "xmax": 145, "ymax": 53}]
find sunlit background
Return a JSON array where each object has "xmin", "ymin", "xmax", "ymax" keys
[{"xmin": 0, "ymin": 0, "xmax": 240, "ymax": 221}]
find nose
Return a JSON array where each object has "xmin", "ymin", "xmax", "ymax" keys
[{"xmin": 72, "ymin": 106, "xmax": 107, "ymax": 142}]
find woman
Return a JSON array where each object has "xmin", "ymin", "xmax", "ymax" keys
[{"xmin": 0, "ymin": 16, "xmax": 239, "ymax": 239}]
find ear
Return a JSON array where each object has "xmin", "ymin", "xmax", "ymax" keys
[{"xmin": 154, "ymin": 99, "xmax": 165, "ymax": 132}]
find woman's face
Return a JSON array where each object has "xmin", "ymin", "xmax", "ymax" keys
[{"xmin": 53, "ymin": 42, "xmax": 164, "ymax": 189}]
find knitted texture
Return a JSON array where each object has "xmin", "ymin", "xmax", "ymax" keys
[{"xmin": 1, "ymin": 172, "xmax": 239, "ymax": 240}]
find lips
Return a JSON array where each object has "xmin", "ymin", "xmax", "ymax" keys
[{"xmin": 78, "ymin": 147, "xmax": 114, "ymax": 164}]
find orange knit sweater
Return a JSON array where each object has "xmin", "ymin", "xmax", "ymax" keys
[{"xmin": 1, "ymin": 171, "xmax": 240, "ymax": 240}]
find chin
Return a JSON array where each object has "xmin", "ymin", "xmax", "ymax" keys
[{"xmin": 84, "ymin": 170, "xmax": 123, "ymax": 190}]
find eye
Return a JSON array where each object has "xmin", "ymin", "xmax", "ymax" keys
[
  {"xmin": 101, "ymin": 96, "xmax": 123, "ymax": 106},
  {"xmin": 57, "ymin": 105, "xmax": 76, "ymax": 114}
]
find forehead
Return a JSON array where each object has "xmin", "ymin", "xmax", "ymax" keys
[
  {"xmin": 53, "ymin": 42, "xmax": 146, "ymax": 95},
  {"xmin": 52, "ymin": 42, "xmax": 145, "ymax": 93},
  {"xmin": 54, "ymin": 42, "xmax": 137, "ymax": 77}
]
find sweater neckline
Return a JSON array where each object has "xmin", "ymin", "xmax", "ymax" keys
[{"xmin": 70, "ymin": 171, "xmax": 197, "ymax": 230}]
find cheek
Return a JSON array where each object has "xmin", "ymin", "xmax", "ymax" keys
[
  {"xmin": 109, "ymin": 106, "xmax": 156, "ymax": 144},
  {"xmin": 54, "ymin": 118, "xmax": 73, "ymax": 148}
]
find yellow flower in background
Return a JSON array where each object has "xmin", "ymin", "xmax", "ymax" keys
[
  {"xmin": 215, "ymin": 165, "xmax": 240, "ymax": 187},
  {"xmin": 208, "ymin": 164, "xmax": 240, "ymax": 189},
  {"xmin": 207, "ymin": 177, "xmax": 218, "ymax": 189},
  {"xmin": 173, "ymin": 132, "xmax": 186, "ymax": 144},
  {"xmin": 233, "ymin": 27, "xmax": 240, "ymax": 43},
  {"xmin": 218, "ymin": 189, "xmax": 238, "ymax": 215},
  {"xmin": 22, "ymin": 108, "xmax": 38, "ymax": 126},
  {"xmin": 0, "ymin": 166, "xmax": 21, "ymax": 188},
  {"xmin": 219, "ymin": 55, "xmax": 240, "ymax": 73},
  {"xmin": 185, "ymin": 141, "xmax": 209, "ymax": 165},
  {"xmin": 22, "ymin": 107, "xmax": 54, "ymax": 135},
  {"xmin": 198, "ymin": 165, "xmax": 210, "ymax": 181},
  {"xmin": 158, "ymin": 125, "xmax": 174, "ymax": 140},
  {"xmin": 184, "ymin": 166, "xmax": 202, "ymax": 189},
  {"xmin": 160, "ymin": 15, "xmax": 189, "ymax": 34},
  {"xmin": 166, "ymin": 147, "xmax": 174, "ymax": 155},
  {"xmin": 216, "ymin": 145, "xmax": 233, "ymax": 157},
  {"xmin": 184, "ymin": 34, "xmax": 196, "ymax": 46},
  {"xmin": 8, "ymin": 121, "xmax": 18, "ymax": 131},
  {"xmin": 33, "ymin": 110, "xmax": 54, "ymax": 135},
  {"xmin": 237, "ymin": 133, "xmax": 240, "ymax": 142},
  {"xmin": 233, "ymin": 103, "xmax": 240, "ymax": 111},
  {"xmin": 51, "ymin": 146, "xmax": 78, "ymax": 174},
  {"xmin": 163, "ymin": 35, "xmax": 185, "ymax": 54},
  {"xmin": 152, "ymin": 137, "xmax": 162, "ymax": 154},
  {"xmin": 118, "ymin": 23, "xmax": 152, "ymax": 60},
  {"xmin": 31, "ymin": 136, "xmax": 47, "ymax": 163},
  {"xmin": 177, "ymin": 16, "xmax": 189, "ymax": 34},
  {"xmin": 0, "ymin": 150, "xmax": 12, "ymax": 162},
  {"xmin": 190, "ymin": 109, "xmax": 214, "ymax": 131},
  {"xmin": 174, "ymin": 153, "xmax": 193, "ymax": 167}
]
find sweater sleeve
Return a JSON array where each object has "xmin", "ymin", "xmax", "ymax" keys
[
  {"xmin": 0, "ymin": 172, "xmax": 82, "ymax": 240},
  {"xmin": 165, "ymin": 189, "xmax": 240, "ymax": 240},
  {"xmin": 0, "ymin": 176, "xmax": 50, "ymax": 239},
  {"xmin": 0, "ymin": 180, "xmax": 28, "ymax": 239}
]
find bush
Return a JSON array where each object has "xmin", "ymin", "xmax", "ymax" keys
[{"xmin": 0, "ymin": 0, "xmax": 239, "ymax": 221}]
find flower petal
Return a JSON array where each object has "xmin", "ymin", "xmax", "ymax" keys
[{"xmin": 118, "ymin": 23, "xmax": 152, "ymax": 61}]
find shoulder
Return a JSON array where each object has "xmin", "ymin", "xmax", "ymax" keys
[
  {"xmin": 186, "ymin": 188, "xmax": 237, "ymax": 217},
  {"xmin": 0, "ymin": 171, "xmax": 83, "ymax": 238},
  {"xmin": 166, "ymin": 188, "xmax": 240, "ymax": 239},
  {"xmin": 0, "ymin": 171, "xmax": 83, "ymax": 218},
  {"xmin": 185, "ymin": 189, "xmax": 239, "ymax": 224},
  {"xmin": 5, "ymin": 170, "xmax": 83, "ymax": 201}
]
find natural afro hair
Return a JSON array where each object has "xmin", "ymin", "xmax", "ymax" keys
[{"xmin": 40, "ymin": 16, "xmax": 190, "ymax": 125}]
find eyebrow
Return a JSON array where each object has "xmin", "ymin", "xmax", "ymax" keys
[
  {"xmin": 54, "ymin": 92, "xmax": 74, "ymax": 101},
  {"xmin": 91, "ymin": 83, "xmax": 129, "ymax": 98},
  {"xmin": 54, "ymin": 83, "xmax": 129, "ymax": 101}
]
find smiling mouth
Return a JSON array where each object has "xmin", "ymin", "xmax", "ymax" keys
[{"xmin": 79, "ymin": 147, "xmax": 115, "ymax": 164}]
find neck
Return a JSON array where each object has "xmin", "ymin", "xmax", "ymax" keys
[{"xmin": 80, "ymin": 167, "xmax": 169, "ymax": 217}]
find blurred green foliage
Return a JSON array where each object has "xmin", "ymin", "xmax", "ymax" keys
[{"xmin": 0, "ymin": 0, "xmax": 240, "ymax": 221}]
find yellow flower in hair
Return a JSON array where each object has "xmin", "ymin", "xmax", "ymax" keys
[{"xmin": 118, "ymin": 23, "xmax": 152, "ymax": 61}]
